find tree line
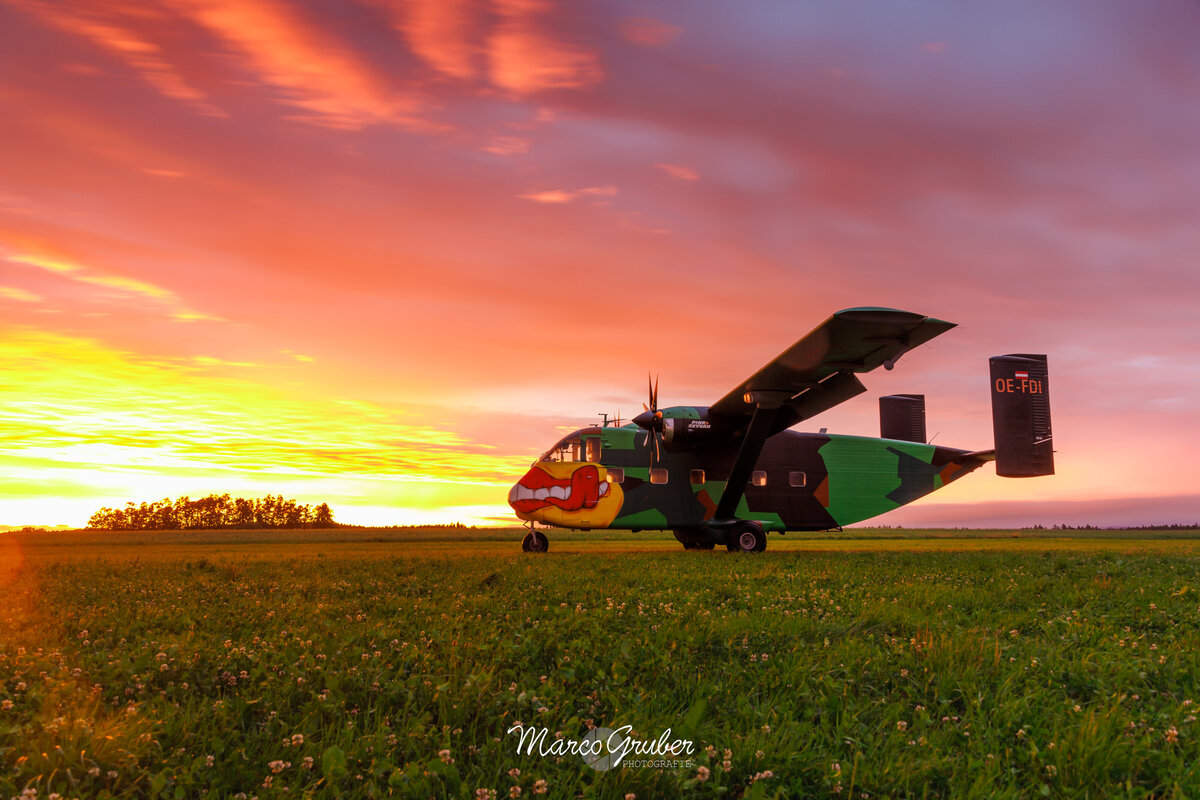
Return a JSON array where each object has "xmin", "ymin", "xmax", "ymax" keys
[{"xmin": 86, "ymin": 494, "xmax": 336, "ymax": 530}]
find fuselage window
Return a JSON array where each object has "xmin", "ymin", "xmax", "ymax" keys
[
  {"xmin": 650, "ymin": 468, "xmax": 668, "ymax": 484},
  {"xmin": 608, "ymin": 468, "xmax": 624, "ymax": 484},
  {"xmin": 789, "ymin": 471, "xmax": 806, "ymax": 487},
  {"xmin": 585, "ymin": 438, "xmax": 601, "ymax": 463},
  {"xmin": 751, "ymin": 470, "xmax": 768, "ymax": 487},
  {"xmin": 689, "ymin": 469, "xmax": 705, "ymax": 484}
]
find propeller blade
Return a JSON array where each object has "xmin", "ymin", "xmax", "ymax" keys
[{"xmin": 637, "ymin": 373, "xmax": 664, "ymax": 466}]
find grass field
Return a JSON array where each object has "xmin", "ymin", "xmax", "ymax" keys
[{"xmin": 3, "ymin": 528, "xmax": 1200, "ymax": 799}]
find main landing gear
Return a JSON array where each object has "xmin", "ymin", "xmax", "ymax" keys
[
  {"xmin": 521, "ymin": 523, "xmax": 549, "ymax": 553},
  {"xmin": 674, "ymin": 521, "xmax": 767, "ymax": 552},
  {"xmin": 725, "ymin": 520, "xmax": 767, "ymax": 553}
]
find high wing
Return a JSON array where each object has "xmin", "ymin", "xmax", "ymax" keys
[
  {"xmin": 707, "ymin": 307, "xmax": 955, "ymax": 522},
  {"xmin": 710, "ymin": 307, "xmax": 956, "ymax": 429}
]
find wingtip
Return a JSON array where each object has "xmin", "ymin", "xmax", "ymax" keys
[{"xmin": 834, "ymin": 307, "xmax": 951, "ymax": 326}]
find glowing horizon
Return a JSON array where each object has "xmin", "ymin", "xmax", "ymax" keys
[{"xmin": 2, "ymin": 0, "xmax": 1199, "ymax": 529}]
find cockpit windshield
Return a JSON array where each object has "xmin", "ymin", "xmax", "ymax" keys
[
  {"xmin": 539, "ymin": 432, "xmax": 582, "ymax": 463},
  {"xmin": 538, "ymin": 427, "xmax": 603, "ymax": 463}
]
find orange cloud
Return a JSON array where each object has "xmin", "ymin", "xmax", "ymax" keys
[
  {"xmin": 517, "ymin": 189, "xmax": 575, "ymax": 204},
  {"xmin": 517, "ymin": 185, "xmax": 617, "ymax": 204},
  {"xmin": 487, "ymin": 0, "xmax": 603, "ymax": 93},
  {"xmin": 165, "ymin": 0, "xmax": 424, "ymax": 130},
  {"xmin": 388, "ymin": 0, "xmax": 479, "ymax": 80}
]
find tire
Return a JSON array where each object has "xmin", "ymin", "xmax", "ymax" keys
[
  {"xmin": 522, "ymin": 531, "xmax": 549, "ymax": 553},
  {"xmin": 727, "ymin": 521, "xmax": 766, "ymax": 553}
]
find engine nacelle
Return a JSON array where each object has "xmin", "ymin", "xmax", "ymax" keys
[{"xmin": 661, "ymin": 408, "xmax": 740, "ymax": 448}]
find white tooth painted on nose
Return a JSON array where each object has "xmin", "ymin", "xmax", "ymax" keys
[
  {"xmin": 534, "ymin": 488, "xmax": 550, "ymax": 500},
  {"xmin": 517, "ymin": 486, "xmax": 534, "ymax": 501},
  {"xmin": 598, "ymin": 482, "xmax": 608, "ymax": 496},
  {"xmin": 549, "ymin": 485, "xmax": 568, "ymax": 500}
]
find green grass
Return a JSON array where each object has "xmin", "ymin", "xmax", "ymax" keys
[{"xmin": 2, "ymin": 528, "xmax": 1199, "ymax": 798}]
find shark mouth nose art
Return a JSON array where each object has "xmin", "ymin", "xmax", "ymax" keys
[
  {"xmin": 507, "ymin": 461, "xmax": 624, "ymax": 528},
  {"xmin": 509, "ymin": 464, "xmax": 608, "ymax": 514}
]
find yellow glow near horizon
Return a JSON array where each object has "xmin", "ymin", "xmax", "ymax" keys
[{"xmin": 0, "ymin": 326, "xmax": 522, "ymax": 527}]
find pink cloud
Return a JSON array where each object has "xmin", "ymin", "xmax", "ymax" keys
[
  {"xmin": 7, "ymin": 0, "xmax": 225, "ymax": 116},
  {"xmin": 654, "ymin": 163, "xmax": 699, "ymax": 181},
  {"xmin": 482, "ymin": 135, "xmax": 531, "ymax": 155},
  {"xmin": 620, "ymin": 17, "xmax": 682, "ymax": 47}
]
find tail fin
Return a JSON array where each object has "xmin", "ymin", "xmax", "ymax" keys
[
  {"xmin": 880, "ymin": 394, "xmax": 926, "ymax": 443},
  {"xmin": 990, "ymin": 354, "xmax": 1053, "ymax": 477}
]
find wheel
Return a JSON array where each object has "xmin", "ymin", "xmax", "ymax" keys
[
  {"xmin": 726, "ymin": 521, "xmax": 766, "ymax": 553},
  {"xmin": 673, "ymin": 529, "xmax": 716, "ymax": 550},
  {"xmin": 521, "ymin": 531, "xmax": 549, "ymax": 553}
]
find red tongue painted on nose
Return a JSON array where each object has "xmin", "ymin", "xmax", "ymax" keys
[{"xmin": 510, "ymin": 465, "xmax": 603, "ymax": 514}]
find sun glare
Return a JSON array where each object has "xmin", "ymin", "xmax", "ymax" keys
[{"xmin": 0, "ymin": 328, "xmax": 521, "ymax": 527}]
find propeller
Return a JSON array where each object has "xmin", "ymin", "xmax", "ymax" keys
[{"xmin": 632, "ymin": 373, "xmax": 664, "ymax": 466}]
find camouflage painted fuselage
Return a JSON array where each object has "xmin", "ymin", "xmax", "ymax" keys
[{"xmin": 510, "ymin": 415, "xmax": 987, "ymax": 533}]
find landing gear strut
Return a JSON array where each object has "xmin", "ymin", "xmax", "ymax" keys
[
  {"xmin": 521, "ymin": 522, "xmax": 549, "ymax": 553},
  {"xmin": 725, "ymin": 520, "xmax": 767, "ymax": 553}
]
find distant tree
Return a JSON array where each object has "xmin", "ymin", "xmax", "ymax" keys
[
  {"xmin": 234, "ymin": 497, "xmax": 255, "ymax": 528},
  {"xmin": 313, "ymin": 503, "xmax": 335, "ymax": 527},
  {"xmin": 85, "ymin": 494, "xmax": 338, "ymax": 531}
]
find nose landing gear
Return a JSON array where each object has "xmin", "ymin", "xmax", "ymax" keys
[{"xmin": 521, "ymin": 522, "xmax": 549, "ymax": 553}]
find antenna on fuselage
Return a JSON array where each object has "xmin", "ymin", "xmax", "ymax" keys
[{"xmin": 599, "ymin": 412, "xmax": 624, "ymax": 428}]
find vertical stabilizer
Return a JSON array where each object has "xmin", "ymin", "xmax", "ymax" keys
[
  {"xmin": 880, "ymin": 394, "xmax": 926, "ymax": 443},
  {"xmin": 990, "ymin": 354, "xmax": 1053, "ymax": 477}
]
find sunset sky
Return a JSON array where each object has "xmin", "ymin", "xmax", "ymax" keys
[{"xmin": 2, "ymin": 0, "xmax": 1198, "ymax": 529}]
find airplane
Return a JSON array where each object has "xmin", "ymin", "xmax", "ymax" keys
[{"xmin": 507, "ymin": 307, "xmax": 1053, "ymax": 553}]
